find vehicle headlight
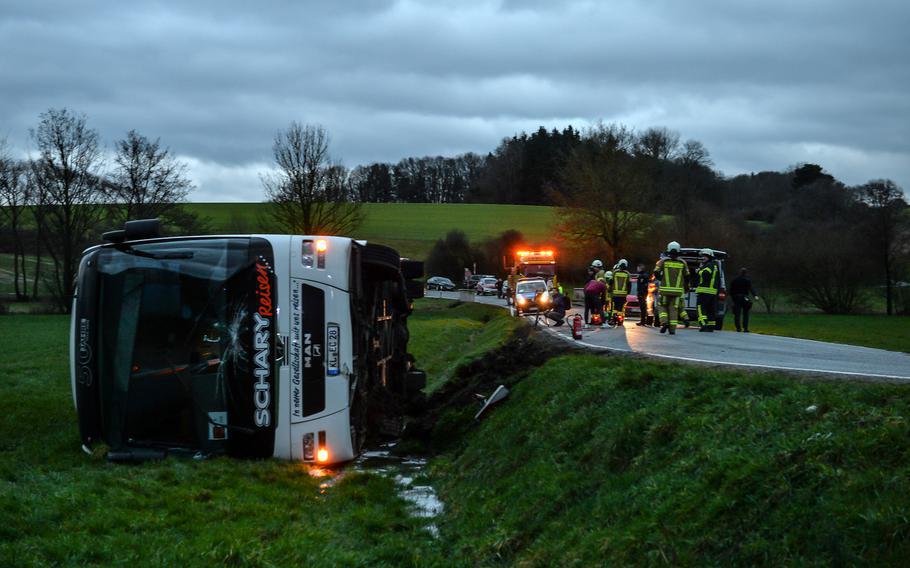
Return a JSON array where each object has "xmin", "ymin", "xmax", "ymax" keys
[
  {"xmin": 540, "ymin": 291, "xmax": 550, "ymax": 304},
  {"xmin": 517, "ymin": 296, "xmax": 527, "ymax": 305}
]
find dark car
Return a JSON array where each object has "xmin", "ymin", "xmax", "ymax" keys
[{"xmin": 426, "ymin": 276, "xmax": 456, "ymax": 291}]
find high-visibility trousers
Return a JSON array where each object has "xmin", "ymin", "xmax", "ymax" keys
[
  {"xmin": 658, "ymin": 293, "xmax": 682, "ymax": 327},
  {"xmin": 611, "ymin": 296, "xmax": 626, "ymax": 318},
  {"xmin": 697, "ymin": 293, "xmax": 717, "ymax": 329}
]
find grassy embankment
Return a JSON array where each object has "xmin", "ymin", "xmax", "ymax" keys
[
  {"xmin": 414, "ymin": 300, "xmax": 910, "ymax": 565},
  {"xmin": 408, "ymin": 298, "xmax": 520, "ymax": 392},
  {"xmin": 2, "ymin": 302, "xmax": 910, "ymax": 564}
]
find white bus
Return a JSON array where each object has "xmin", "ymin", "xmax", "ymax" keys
[{"xmin": 70, "ymin": 220, "xmax": 425, "ymax": 465}]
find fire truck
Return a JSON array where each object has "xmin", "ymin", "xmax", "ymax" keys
[{"xmin": 505, "ymin": 248, "xmax": 558, "ymax": 303}]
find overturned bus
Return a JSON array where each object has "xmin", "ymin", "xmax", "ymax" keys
[{"xmin": 70, "ymin": 220, "xmax": 425, "ymax": 465}]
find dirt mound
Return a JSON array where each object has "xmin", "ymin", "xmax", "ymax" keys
[{"xmin": 401, "ymin": 325, "xmax": 586, "ymax": 450}]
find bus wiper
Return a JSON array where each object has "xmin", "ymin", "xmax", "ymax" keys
[{"xmin": 115, "ymin": 244, "xmax": 194, "ymax": 260}]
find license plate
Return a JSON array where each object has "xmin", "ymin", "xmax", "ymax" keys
[{"xmin": 326, "ymin": 324, "xmax": 340, "ymax": 376}]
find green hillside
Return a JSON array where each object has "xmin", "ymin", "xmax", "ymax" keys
[{"xmin": 181, "ymin": 202, "xmax": 557, "ymax": 259}]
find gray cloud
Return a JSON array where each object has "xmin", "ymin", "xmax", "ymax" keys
[{"xmin": 1, "ymin": 0, "xmax": 907, "ymax": 200}]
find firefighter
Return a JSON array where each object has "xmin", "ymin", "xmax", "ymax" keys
[
  {"xmin": 653, "ymin": 241, "xmax": 689, "ymax": 335},
  {"xmin": 590, "ymin": 259, "xmax": 605, "ymax": 282},
  {"xmin": 610, "ymin": 259, "xmax": 631, "ymax": 325},
  {"xmin": 601, "ymin": 270, "xmax": 614, "ymax": 321},
  {"xmin": 695, "ymin": 248, "xmax": 719, "ymax": 332}
]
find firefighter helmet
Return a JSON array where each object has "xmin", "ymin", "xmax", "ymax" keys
[
  {"xmin": 604, "ymin": 271, "xmax": 613, "ymax": 280},
  {"xmin": 667, "ymin": 241, "xmax": 681, "ymax": 253},
  {"xmin": 617, "ymin": 259, "xmax": 628, "ymax": 269},
  {"xmin": 592, "ymin": 259, "xmax": 603, "ymax": 268},
  {"xmin": 699, "ymin": 248, "xmax": 714, "ymax": 257}
]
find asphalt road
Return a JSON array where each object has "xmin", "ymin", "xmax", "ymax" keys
[{"xmin": 429, "ymin": 289, "xmax": 910, "ymax": 381}]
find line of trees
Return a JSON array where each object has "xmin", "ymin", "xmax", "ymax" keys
[
  {"xmin": 0, "ymin": 109, "xmax": 198, "ymax": 312},
  {"xmin": 3, "ymin": 110, "xmax": 907, "ymax": 316},
  {"xmin": 394, "ymin": 123, "xmax": 908, "ymax": 315}
]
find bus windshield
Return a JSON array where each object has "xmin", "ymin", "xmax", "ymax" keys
[{"xmin": 92, "ymin": 237, "xmax": 276, "ymax": 455}]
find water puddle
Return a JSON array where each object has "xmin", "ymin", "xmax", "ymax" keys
[{"xmin": 308, "ymin": 442, "xmax": 444, "ymax": 537}]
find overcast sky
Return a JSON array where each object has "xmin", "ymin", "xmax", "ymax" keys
[{"xmin": 1, "ymin": 0, "xmax": 907, "ymax": 201}]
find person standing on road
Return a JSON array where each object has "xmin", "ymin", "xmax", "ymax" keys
[
  {"xmin": 583, "ymin": 275, "xmax": 607, "ymax": 326},
  {"xmin": 695, "ymin": 248, "xmax": 720, "ymax": 332},
  {"xmin": 730, "ymin": 268, "xmax": 759, "ymax": 332},
  {"xmin": 653, "ymin": 241, "xmax": 689, "ymax": 335},
  {"xmin": 635, "ymin": 263, "xmax": 650, "ymax": 326},
  {"xmin": 610, "ymin": 259, "xmax": 631, "ymax": 325},
  {"xmin": 495, "ymin": 277, "xmax": 503, "ymax": 299}
]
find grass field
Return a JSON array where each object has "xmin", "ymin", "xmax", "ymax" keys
[
  {"xmin": 3, "ymin": 303, "xmax": 910, "ymax": 564},
  {"xmin": 748, "ymin": 312, "xmax": 910, "ymax": 353},
  {"xmin": 182, "ymin": 202, "xmax": 557, "ymax": 260}
]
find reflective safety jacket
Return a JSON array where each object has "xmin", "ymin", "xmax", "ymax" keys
[
  {"xmin": 611, "ymin": 269, "xmax": 630, "ymax": 297},
  {"xmin": 654, "ymin": 257, "xmax": 689, "ymax": 296},
  {"xmin": 695, "ymin": 261, "xmax": 719, "ymax": 295}
]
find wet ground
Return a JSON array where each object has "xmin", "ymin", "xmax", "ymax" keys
[{"xmin": 309, "ymin": 443, "xmax": 444, "ymax": 536}]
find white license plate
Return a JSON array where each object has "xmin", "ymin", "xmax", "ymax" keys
[{"xmin": 326, "ymin": 324, "xmax": 340, "ymax": 376}]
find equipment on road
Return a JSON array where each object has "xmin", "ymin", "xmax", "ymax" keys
[{"xmin": 571, "ymin": 313, "xmax": 583, "ymax": 339}]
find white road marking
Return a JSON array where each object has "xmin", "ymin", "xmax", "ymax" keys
[{"xmin": 543, "ymin": 326, "xmax": 910, "ymax": 381}]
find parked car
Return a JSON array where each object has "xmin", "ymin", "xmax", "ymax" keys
[
  {"xmin": 625, "ymin": 274, "xmax": 643, "ymax": 315},
  {"xmin": 426, "ymin": 276, "xmax": 456, "ymax": 291},
  {"xmin": 466, "ymin": 274, "xmax": 494, "ymax": 289},
  {"xmin": 475, "ymin": 277, "xmax": 498, "ymax": 295}
]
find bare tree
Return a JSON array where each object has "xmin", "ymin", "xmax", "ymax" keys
[
  {"xmin": 261, "ymin": 123, "xmax": 362, "ymax": 235},
  {"xmin": 553, "ymin": 138, "xmax": 652, "ymax": 261},
  {"xmin": 634, "ymin": 127, "xmax": 680, "ymax": 161},
  {"xmin": 29, "ymin": 108, "xmax": 108, "ymax": 312},
  {"xmin": 0, "ymin": 141, "xmax": 30, "ymax": 300},
  {"xmin": 856, "ymin": 179, "xmax": 909, "ymax": 315},
  {"xmin": 108, "ymin": 130, "xmax": 193, "ymax": 226}
]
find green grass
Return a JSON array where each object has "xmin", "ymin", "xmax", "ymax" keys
[
  {"xmin": 432, "ymin": 353, "xmax": 910, "ymax": 565},
  {"xmin": 0, "ymin": 315, "xmax": 443, "ymax": 566},
  {"xmin": 0, "ymin": 253, "xmax": 53, "ymax": 300},
  {"xmin": 181, "ymin": 202, "xmax": 556, "ymax": 259},
  {"xmin": 747, "ymin": 312, "xmax": 910, "ymax": 353},
  {"xmin": 408, "ymin": 298, "xmax": 519, "ymax": 392},
  {"xmin": 4, "ymin": 293, "xmax": 910, "ymax": 565}
]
